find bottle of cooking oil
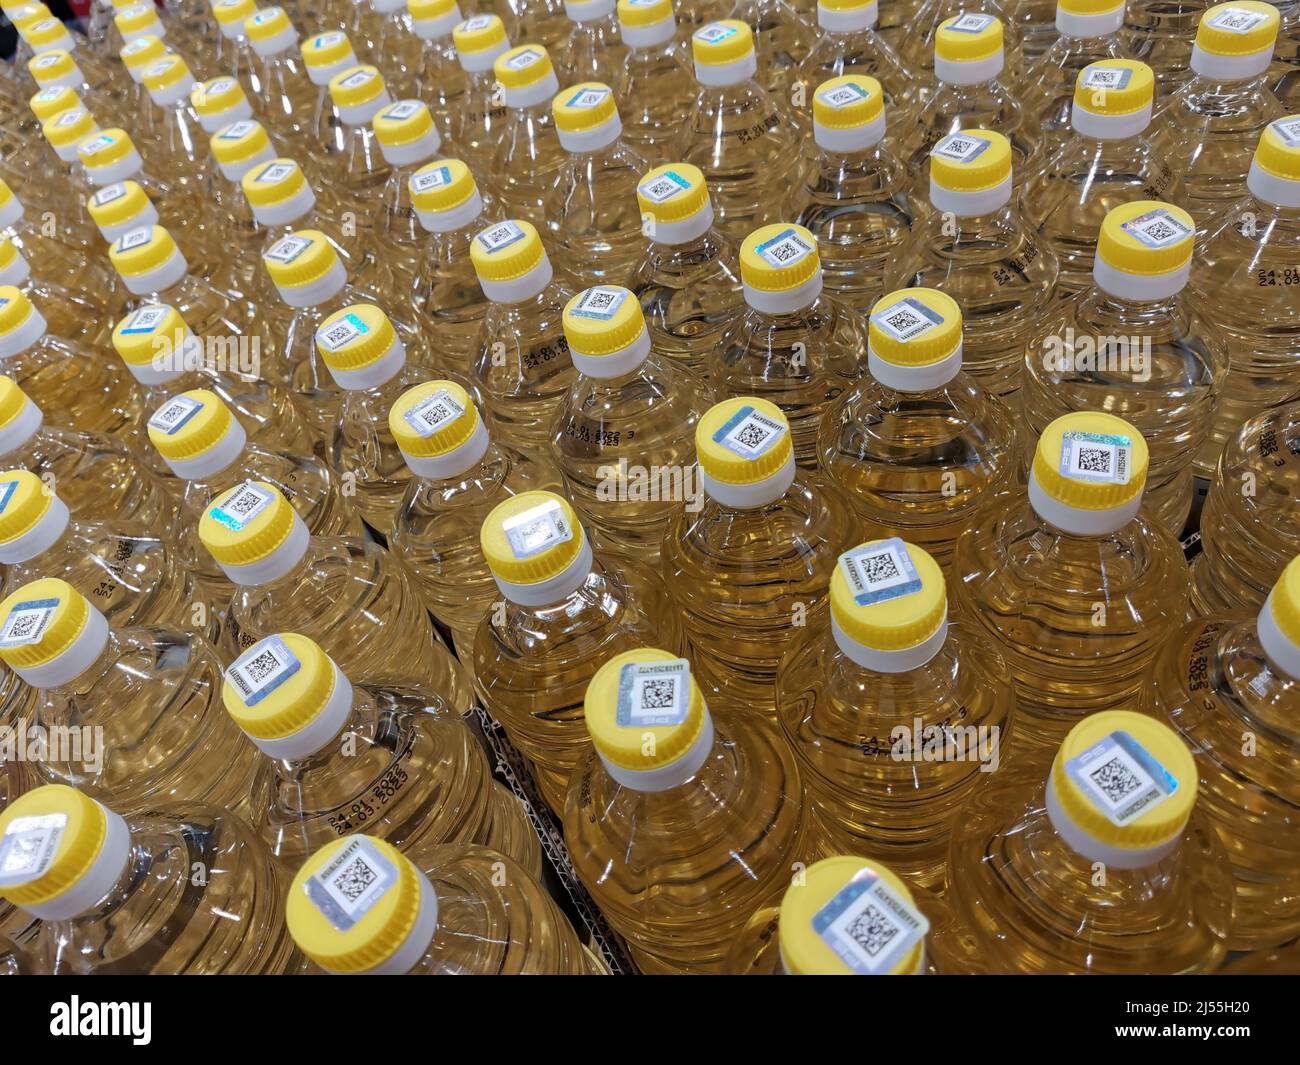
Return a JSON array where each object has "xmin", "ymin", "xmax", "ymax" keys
[
  {"xmin": 25, "ymin": 46, "xmax": 130, "ymax": 136},
  {"xmin": 0, "ymin": 236, "xmax": 115, "ymax": 350},
  {"xmin": 245, "ymin": 7, "xmax": 320, "ymax": 148},
  {"xmin": 1022, "ymin": 200, "xmax": 1227, "ymax": 530},
  {"xmin": 544, "ymin": 83, "xmax": 649, "ymax": 285},
  {"xmin": 327, "ymin": 65, "xmax": 394, "ymax": 228},
  {"xmin": 935, "ymin": 710, "xmax": 1232, "ymax": 973},
  {"xmin": 406, "ymin": 1, "xmax": 468, "ymax": 145},
  {"xmin": 491, "ymin": 44, "xmax": 565, "ymax": 226},
  {"xmin": 662, "ymin": 397, "xmax": 855, "ymax": 716},
  {"xmin": 191, "ymin": 75, "xmax": 256, "ymax": 139},
  {"xmin": 517, "ymin": 0, "xmax": 571, "ymax": 45},
  {"xmin": 901, "ymin": 15, "xmax": 1043, "ymax": 183},
  {"xmin": 118, "ymin": 35, "xmax": 168, "ymax": 135},
  {"xmin": 1191, "ymin": 116, "xmax": 1300, "ymax": 469},
  {"xmin": 370, "ymin": 0, "xmax": 425, "ymax": 96},
  {"xmin": 286, "ymin": 836, "xmax": 599, "ymax": 974},
  {"xmin": 299, "ymin": 30, "xmax": 358, "ymax": 176},
  {"xmin": 199, "ymin": 480, "xmax": 473, "ymax": 707},
  {"xmin": 1021, "ymin": 60, "xmax": 1181, "ymax": 297},
  {"xmin": 889, "ymin": 129, "xmax": 1059, "ymax": 398},
  {"xmin": 38, "ymin": 102, "xmax": 102, "ymax": 187},
  {"xmin": 899, "ymin": 0, "xmax": 1025, "ymax": 85},
  {"xmin": 712, "ymin": 224, "xmax": 865, "ymax": 468},
  {"xmin": 372, "ymin": 99, "xmax": 445, "ymax": 274},
  {"xmin": 0, "ymin": 785, "xmax": 302, "ymax": 974},
  {"xmin": 23, "ymin": 15, "xmax": 131, "ymax": 100},
  {"xmin": 557, "ymin": 0, "xmax": 627, "ymax": 84},
  {"xmin": 450, "ymin": 15, "xmax": 512, "ymax": 167},
  {"xmin": 139, "ymin": 54, "xmax": 212, "ymax": 186},
  {"xmin": 389, "ymin": 380, "xmax": 562, "ymax": 659},
  {"xmin": 206, "ymin": 119, "xmax": 288, "ymax": 308},
  {"xmin": 115, "ymin": 4, "xmax": 212, "ymax": 79},
  {"xmin": 953, "ymin": 412, "xmax": 1190, "ymax": 751},
  {"xmin": 1144, "ymin": 555, "xmax": 1300, "ymax": 949},
  {"xmin": 0, "ymin": 578, "xmax": 262, "ymax": 812},
  {"xmin": 469, "ymin": 219, "xmax": 578, "ymax": 452},
  {"xmin": 475, "ymin": 490, "xmax": 682, "ymax": 813},
  {"xmin": 675, "ymin": 20, "xmax": 807, "ymax": 242},
  {"xmin": 1120, "ymin": 0, "xmax": 1202, "ymax": 87},
  {"xmin": 777, "ymin": 538, "xmax": 1015, "ymax": 887},
  {"xmin": 731, "ymin": 0, "xmax": 819, "ymax": 98},
  {"xmin": 820, "ymin": 288, "xmax": 1016, "ymax": 569},
  {"xmin": 563, "ymin": 647, "xmax": 807, "ymax": 974},
  {"xmin": 628, "ymin": 162, "xmax": 745, "ymax": 375},
  {"xmin": 212, "ymin": 0, "xmax": 263, "ymax": 93},
  {"xmin": 550, "ymin": 285, "xmax": 708, "ymax": 566},
  {"xmin": 782, "ymin": 76, "xmax": 921, "ymax": 313},
  {"xmin": 615, "ymin": 0, "xmax": 697, "ymax": 158},
  {"xmin": 1161, "ymin": 2, "xmax": 1284, "ymax": 226},
  {"xmin": 222, "ymin": 631, "xmax": 542, "ymax": 876}
]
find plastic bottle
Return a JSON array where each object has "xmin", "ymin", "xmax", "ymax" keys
[
  {"xmin": 407, "ymin": 0, "xmax": 470, "ymax": 147},
  {"xmin": 139, "ymin": 54, "xmax": 212, "ymax": 187},
  {"xmin": 370, "ymin": 0, "xmax": 425, "ymax": 95},
  {"xmin": 206, "ymin": 117, "xmax": 287, "ymax": 308},
  {"xmin": 954, "ymin": 412, "xmax": 1190, "ymax": 751},
  {"xmin": 449, "ymin": 15, "xmax": 512, "ymax": 167},
  {"xmin": 731, "ymin": 0, "xmax": 819, "ymax": 98},
  {"xmin": 820, "ymin": 288, "xmax": 1017, "ymax": 569},
  {"xmin": 491, "ymin": 44, "xmax": 566, "ymax": 226},
  {"xmin": 662, "ymin": 397, "xmax": 854, "ymax": 716},
  {"xmin": 614, "ymin": 0, "xmax": 697, "ymax": 158},
  {"xmin": 899, "ymin": 0, "xmax": 1025, "ymax": 86},
  {"xmin": 474, "ymin": 490, "xmax": 682, "ymax": 812},
  {"xmin": 326, "ymin": 65, "xmax": 394, "ymax": 228},
  {"xmin": 372, "ymin": 99, "xmax": 446, "ymax": 274},
  {"xmin": 245, "ymin": 7, "xmax": 321, "ymax": 149},
  {"xmin": 21, "ymin": 16, "xmax": 131, "ymax": 102},
  {"xmin": 563, "ymin": 647, "xmax": 807, "ymax": 974},
  {"xmin": 38, "ymin": 103, "xmax": 102, "ymax": 190},
  {"xmin": 0, "ymin": 235, "xmax": 116, "ymax": 351},
  {"xmin": 1120, "ymin": 0, "xmax": 1203, "ymax": 87},
  {"xmin": 299, "ymin": 30, "xmax": 359, "ymax": 176},
  {"xmin": 25, "ymin": 46, "xmax": 131, "ymax": 134},
  {"xmin": 557, "ymin": 0, "xmax": 627, "ymax": 84},
  {"xmin": 117, "ymin": 35, "xmax": 169, "ymax": 138},
  {"xmin": 211, "ymin": 0, "xmax": 264, "ymax": 97}
]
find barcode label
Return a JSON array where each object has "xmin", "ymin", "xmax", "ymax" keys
[
  {"xmin": 120, "ymin": 305, "xmax": 169, "ymax": 334},
  {"xmin": 712, "ymin": 404, "xmax": 788, "ymax": 460},
  {"xmin": 818, "ymin": 82, "xmax": 869, "ymax": 110},
  {"xmin": 148, "ymin": 394, "xmax": 204, "ymax": 435},
  {"xmin": 116, "ymin": 227, "xmax": 153, "ymax": 252},
  {"xmin": 402, "ymin": 389, "xmax": 466, "ymax": 437},
  {"xmin": 305, "ymin": 837, "xmax": 398, "ymax": 931},
  {"xmin": 225, "ymin": 634, "xmax": 301, "ymax": 706},
  {"xmin": 145, "ymin": 57, "xmax": 181, "ymax": 79},
  {"xmin": 204, "ymin": 77, "xmax": 236, "ymax": 96},
  {"xmin": 411, "ymin": 165, "xmax": 453, "ymax": 193},
  {"xmin": 565, "ymin": 86, "xmax": 609, "ymax": 110},
  {"xmin": 0, "ymin": 813, "xmax": 68, "ymax": 889},
  {"xmin": 266, "ymin": 235, "xmax": 313, "ymax": 263},
  {"xmin": 870, "ymin": 296, "xmax": 945, "ymax": 342},
  {"xmin": 694, "ymin": 23, "xmax": 736, "ymax": 44},
  {"xmin": 460, "ymin": 15, "xmax": 494, "ymax": 31},
  {"xmin": 947, "ymin": 12, "xmax": 995, "ymax": 32},
  {"xmin": 1064, "ymin": 730, "xmax": 1178, "ymax": 826},
  {"xmin": 931, "ymin": 133, "xmax": 991, "ymax": 164},
  {"xmin": 503, "ymin": 47, "xmax": 543, "ymax": 70},
  {"xmin": 1272, "ymin": 117, "xmax": 1300, "ymax": 147},
  {"xmin": 80, "ymin": 133, "xmax": 117, "ymax": 157},
  {"xmin": 570, "ymin": 285, "xmax": 627, "ymax": 321},
  {"xmin": 250, "ymin": 8, "xmax": 280, "ymax": 24},
  {"xmin": 1080, "ymin": 66, "xmax": 1132, "ymax": 91},
  {"xmin": 1120, "ymin": 207, "xmax": 1192, "ymax": 248},
  {"xmin": 92, "ymin": 184, "xmax": 127, "ymax": 206},
  {"xmin": 639, "ymin": 169, "xmax": 692, "ymax": 203},
  {"xmin": 755, "ymin": 227, "xmax": 814, "ymax": 269},
  {"xmin": 32, "ymin": 53, "xmax": 63, "ymax": 69},
  {"xmin": 476, "ymin": 221, "xmax": 525, "ymax": 254},
  {"xmin": 1059, "ymin": 430, "xmax": 1132, "ymax": 485},
  {"xmin": 502, "ymin": 499, "xmax": 573, "ymax": 560},
  {"xmin": 616, "ymin": 658, "xmax": 692, "ymax": 727},
  {"xmin": 218, "ymin": 119, "xmax": 256, "ymax": 139},
  {"xmin": 54, "ymin": 110, "xmax": 87, "ymax": 128},
  {"xmin": 1206, "ymin": 7, "xmax": 1269, "ymax": 32},
  {"xmin": 812, "ymin": 868, "xmax": 929, "ymax": 975},
  {"xmin": 338, "ymin": 69, "xmax": 374, "ymax": 89},
  {"xmin": 839, "ymin": 539, "xmax": 923, "ymax": 606},
  {"xmin": 382, "ymin": 100, "xmax": 423, "ymax": 121},
  {"xmin": 208, "ymin": 481, "xmax": 274, "ymax": 531},
  {"xmin": 255, "ymin": 161, "xmax": 296, "ymax": 185},
  {"xmin": 0, "ymin": 480, "xmax": 18, "ymax": 513},
  {"xmin": 310, "ymin": 32, "xmax": 345, "ymax": 49},
  {"xmin": 316, "ymin": 312, "xmax": 369, "ymax": 351},
  {"xmin": 0, "ymin": 597, "xmax": 61, "ymax": 648}
]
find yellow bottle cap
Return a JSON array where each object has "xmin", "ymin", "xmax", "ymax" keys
[
  {"xmin": 1096, "ymin": 200, "xmax": 1195, "ymax": 276},
  {"xmin": 108, "ymin": 223, "xmax": 180, "ymax": 280},
  {"xmin": 409, "ymin": 0, "xmax": 458, "ymax": 19},
  {"xmin": 618, "ymin": 0, "xmax": 672, "ymax": 28},
  {"xmin": 141, "ymin": 53, "xmax": 192, "ymax": 94},
  {"xmin": 262, "ymin": 229, "xmax": 339, "ymax": 289},
  {"xmin": 691, "ymin": 19, "xmax": 754, "ymax": 67},
  {"xmin": 552, "ymin": 81, "xmax": 617, "ymax": 134},
  {"xmin": 0, "ymin": 577, "xmax": 91, "ymax": 673},
  {"xmin": 408, "ymin": 158, "xmax": 477, "ymax": 213},
  {"xmin": 76, "ymin": 126, "xmax": 137, "ymax": 171},
  {"xmin": 813, "ymin": 75, "xmax": 884, "ymax": 130},
  {"xmin": 0, "ymin": 179, "xmax": 16, "ymax": 216},
  {"xmin": 114, "ymin": 3, "xmax": 160, "ymax": 37},
  {"xmin": 241, "ymin": 157, "xmax": 309, "ymax": 208},
  {"xmin": 867, "ymin": 287, "xmax": 961, "ymax": 367},
  {"xmin": 935, "ymin": 12, "xmax": 1003, "ymax": 63},
  {"xmin": 0, "ymin": 784, "xmax": 109, "ymax": 909},
  {"xmin": 191, "ymin": 75, "xmax": 249, "ymax": 121},
  {"xmin": 0, "ymin": 285, "xmax": 38, "ymax": 338},
  {"xmin": 300, "ymin": 29, "xmax": 354, "ymax": 73},
  {"xmin": 119, "ymin": 33, "xmax": 167, "ymax": 76},
  {"xmin": 6, "ymin": 3, "xmax": 50, "ymax": 31},
  {"xmin": 480, "ymin": 490, "xmax": 585, "ymax": 586},
  {"xmin": 1252, "ymin": 116, "xmax": 1300, "ymax": 182},
  {"xmin": 493, "ymin": 43, "xmax": 555, "ymax": 91},
  {"xmin": 778, "ymin": 856, "xmax": 928, "ymax": 975},
  {"xmin": 830, "ymin": 540, "xmax": 946, "ymax": 652},
  {"xmin": 739, "ymin": 223, "xmax": 820, "ymax": 293},
  {"xmin": 454, "ymin": 12, "xmax": 507, "ymax": 51},
  {"xmin": 20, "ymin": 16, "xmax": 72, "ymax": 51},
  {"xmin": 328, "ymin": 64, "xmax": 387, "ymax": 109},
  {"xmin": 1031, "ymin": 411, "xmax": 1149, "ymax": 511},
  {"xmin": 28, "ymin": 84, "xmax": 78, "ymax": 122},
  {"xmin": 86, "ymin": 179, "xmax": 153, "ymax": 231},
  {"xmin": 111, "ymin": 302, "xmax": 189, "ymax": 368},
  {"xmin": 1058, "ymin": 0, "xmax": 1125, "ymax": 12},
  {"xmin": 27, "ymin": 48, "xmax": 76, "ymax": 86},
  {"xmin": 1073, "ymin": 60, "xmax": 1155, "ymax": 118},
  {"xmin": 1267, "ymin": 556, "xmax": 1300, "ymax": 648},
  {"xmin": 1194, "ymin": 2, "xmax": 1279, "ymax": 57},
  {"xmin": 470, "ymin": 218, "xmax": 545, "ymax": 283},
  {"xmin": 314, "ymin": 303, "xmax": 400, "ymax": 373},
  {"xmin": 0, "ymin": 240, "xmax": 19, "ymax": 279},
  {"xmin": 0, "ymin": 375, "xmax": 31, "ymax": 433},
  {"xmin": 636, "ymin": 162, "xmax": 709, "ymax": 225},
  {"xmin": 221, "ymin": 631, "xmax": 336, "ymax": 740},
  {"xmin": 388, "ymin": 380, "xmax": 481, "ymax": 459},
  {"xmin": 562, "ymin": 285, "xmax": 646, "ymax": 357},
  {"xmin": 695, "ymin": 397, "xmax": 794, "ymax": 486},
  {"xmin": 929, "ymin": 128, "xmax": 1012, "ymax": 192},
  {"xmin": 0, "ymin": 469, "xmax": 54, "ymax": 546},
  {"xmin": 198, "ymin": 480, "xmax": 297, "ymax": 567},
  {"xmin": 212, "ymin": 0, "xmax": 256, "ymax": 30},
  {"xmin": 373, "ymin": 98, "xmax": 436, "ymax": 149},
  {"xmin": 1050, "ymin": 710, "xmax": 1197, "ymax": 853},
  {"xmin": 210, "ymin": 118, "xmax": 272, "ymax": 166},
  {"xmin": 41, "ymin": 105, "xmax": 97, "ymax": 152},
  {"xmin": 245, "ymin": 5, "xmax": 294, "ymax": 46},
  {"xmin": 583, "ymin": 648, "xmax": 707, "ymax": 771},
  {"xmin": 145, "ymin": 388, "xmax": 234, "ymax": 462},
  {"xmin": 286, "ymin": 835, "xmax": 425, "ymax": 974}
]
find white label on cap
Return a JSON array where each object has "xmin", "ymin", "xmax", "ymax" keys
[
  {"xmin": 460, "ymin": 15, "xmax": 494, "ymax": 31},
  {"xmin": 266, "ymin": 234, "xmax": 313, "ymax": 263},
  {"xmin": 476, "ymin": 220, "xmax": 525, "ymax": 253},
  {"xmin": 838, "ymin": 539, "xmax": 924, "ymax": 606},
  {"xmin": 564, "ymin": 86, "xmax": 609, "ymax": 109},
  {"xmin": 120, "ymin": 305, "xmax": 169, "ymax": 335},
  {"xmin": 115, "ymin": 226, "xmax": 153, "ymax": 252},
  {"xmin": 947, "ymin": 12, "xmax": 995, "ymax": 32},
  {"xmin": 1119, "ymin": 207, "xmax": 1192, "ymax": 248},
  {"xmin": 54, "ymin": 109, "xmax": 86, "ymax": 128},
  {"xmin": 503, "ymin": 46, "xmax": 543, "ymax": 70},
  {"xmin": 251, "ymin": 8, "xmax": 280, "ymax": 23},
  {"xmin": 569, "ymin": 285, "xmax": 627, "ymax": 320},
  {"xmin": 338, "ymin": 68, "xmax": 374, "ymax": 89},
  {"xmin": 1080, "ymin": 65, "xmax": 1133, "ymax": 90},
  {"xmin": 1063, "ymin": 729, "xmax": 1179, "ymax": 826},
  {"xmin": 148, "ymin": 394, "xmax": 204, "ymax": 435},
  {"xmin": 32, "ymin": 52, "xmax": 62, "ymax": 69},
  {"xmin": 0, "ymin": 813, "xmax": 67, "ymax": 889},
  {"xmin": 382, "ymin": 100, "xmax": 423, "ymax": 120},
  {"xmin": 225, "ymin": 633, "xmax": 301, "ymax": 706},
  {"xmin": 402, "ymin": 389, "xmax": 466, "ymax": 437},
  {"xmin": 309, "ymin": 31, "xmax": 345, "ymax": 49},
  {"xmin": 34, "ymin": 88, "xmax": 64, "ymax": 102},
  {"xmin": 1269, "ymin": 117, "xmax": 1300, "ymax": 147},
  {"xmin": 145, "ymin": 57, "xmax": 180, "ymax": 79},
  {"xmin": 870, "ymin": 296, "xmax": 945, "ymax": 342},
  {"xmin": 92, "ymin": 183, "xmax": 128, "ymax": 206},
  {"xmin": 411, "ymin": 165, "xmax": 453, "ymax": 193},
  {"xmin": 316, "ymin": 311, "xmax": 369, "ymax": 351},
  {"xmin": 218, "ymin": 120, "xmax": 256, "ymax": 139},
  {"xmin": 638, "ymin": 169, "xmax": 692, "ymax": 203},
  {"xmin": 712, "ymin": 403, "xmax": 787, "ymax": 460},
  {"xmin": 305, "ymin": 837, "xmax": 398, "ymax": 932},
  {"xmin": 255, "ymin": 162, "xmax": 296, "ymax": 185},
  {"xmin": 0, "ymin": 597, "xmax": 61, "ymax": 648},
  {"xmin": 818, "ymin": 81, "xmax": 870, "ymax": 110},
  {"xmin": 754, "ymin": 227, "xmax": 814, "ymax": 269},
  {"xmin": 80, "ymin": 133, "xmax": 117, "ymax": 157},
  {"xmin": 208, "ymin": 481, "xmax": 274, "ymax": 531},
  {"xmin": 1058, "ymin": 430, "xmax": 1132, "ymax": 485},
  {"xmin": 1206, "ymin": 6, "xmax": 1269, "ymax": 33},
  {"xmin": 204, "ymin": 77, "xmax": 236, "ymax": 95},
  {"xmin": 694, "ymin": 22, "xmax": 737, "ymax": 43},
  {"xmin": 931, "ymin": 132, "xmax": 991, "ymax": 163},
  {"xmin": 502, "ymin": 499, "xmax": 573, "ymax": 560},
  {"xmin": 616, "ymin": 658, "xmax": 691, "ymax": 727},
  {"xmin": 812, "ymin": 868, "xmax": 930, "ymax": 975}
]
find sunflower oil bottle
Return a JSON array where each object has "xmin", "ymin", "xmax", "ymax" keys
[
  {"xmin": 25, "ymin": 45, "xmax": 130, "ymax": 135},
  {"xmin": 0, "ymin": 236, "xmax": 116, "ymax": 349},
  {"xmin": 517, "ymin": 0, "xmax": 572, "ymax": 45},
  {"xmin": 207, "ymin": 119, "xmax": 286, "ymax": 306},
  {"xmin": 450, "ymin": 15, "xmax": 512, "ymax": 167},
  {"xmin": 889, "ymin": 129, "xmax": 1058, "ymax": 398},
  {"xmin": 820, "ymin": 288, "xmax": 1017, "ymax": 569},
  {"xmin": 563, "ymin": 647, "xmax": 807, "ymax": 974},
  {"xmin": 299, "ymin": 29, "xmax": 359, "ymax": 174},
  {"xmin": 544, "ymin": 83, "xmax": 649, "ymax": 285},
  {"xmin": 370, "ymin": 0, "xmax": 425, "ymax": 95},
  {"xmin": 0, "ymin": 578, "xmax": 261, "ymax": 812},
  {"xmin": 675, "ymin": 20, "xmax": 807, "ymax": 242},
  {"xmin": 221, "ymin": 631, "xmax": 541, "ymax": 876},
  {"xmin": 662, "ymin": 398, "xmax": 854, "ymax": 716},
  {"xmin": 326, "ymin": 65, "xmax": 395, "ymax": 226},
  {"xmin": 954, "ymin": 413, "xmax": 1189, "ymax": 751},
  {"xmin": 1021, "ymin": 60, "xmax": 1181, "ymax": 296},
  {"xmin": 934, "ymin": 711, "xmax": 1232, "ymax": 973},
  {"xmin": 372, "ymin": 99, "xmax": 446, "ymax": 273},
  {"xmin": 628, "ymin": 162, "xmax": 745, "ymax": 375},
  {"xmin": 712, "ymin": 225, "xmax": 863, "ymax": 468},
  {"xmin": 731, "ymin": 0, "xmax": 819, "ymax": 98},
  {"xmin": 557, "ymin": 0, "xmax": 627, "ymax": 84},
  {"xmin": 783, "ymin": 76, "xmax": 922, "ymax": 313},
  {"xmin": 38, "ymin": 103, "xmax": 102, "ymax": 189},
  {"xmin": 245, "ymin": 7, "xmax": 321, "ymax": 148},
  {"xmin": 285, "ymin": 836, "xmax": 597, "ymax": 974},
  {"xmin": 549, "ymin": 285, "xmax": 708, "ymax": 565},
  {"xmin": 407, "ymin": 0, "xmax": 471, "ymax": 146},
  {"xmin": 1145, "ymin": 556, "xmax": 1300, "ymax": 949},
  {"xmin": 1191, "ymin": 117, "xmax": 1300, "ymax": 467},
  {"xmin": 490, "ymin": 44, "xmax": 566, "ymax": 226},
  {"xmin": 1121, "ymin": 0, "xmax": 1202, "ymax": 86},
  {"xmin": 474, "ymin": 490, "xmax": 681, "ymax": 813},
  {"xmin": 0, "ymin": 785, "xmax": 302, "ymax": 974},
  {"xmin": 139, "ymin": 54, "xmax": 212, "ymax": 186},
  {"xmin": 118, "ymin": 35, "xmax": 169, "ymax": 134},
  {"xmin": 615, "ymin": 0, "xmax": 697, "ymax": 159},
  {"xmin": 212, "ymin": 0, "xmax": 264, "ymax": 93}
]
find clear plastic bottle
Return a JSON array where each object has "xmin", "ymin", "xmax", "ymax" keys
[
  {"xmin": 712, "ymin": 224, "xmax": 865, "ymax": 468},
  {"xmin": 1120, "ymin": 0, "xmax": 1203, "ymax": 88},
  {"xmin": 22, "ymin": 16, "xmax": 132, "ymax": 101},
  {"xmin": 820, "ymin": 288, "xmax": 1017, "ymax": 569},
  {"xmin": 222, "ymin": 631, "xmax": 542, "ymax": 877},
  {"xmin": 25, "ymin": 46, "xmax": 132, "ymax": 141},
  {"xmin": 731, "ymin": 0, "xmax": 819, "ymax": 98},
  {"xmin": 614, "ymin": 0, "xmax": 697, "ymax": 159},
  {"xmin": 23, "ymin": 83, "xmax": 87, "ymax": 176},
  {"xmin": 550, "ymin": 285, "xmax": 708, "ymax": 565},
  {"xmin": 627, "ymin": 162, "xmax": 745, "ymax": 375},
  {"xmin": 468, "ymin": 219, "xmax": 578, "ymax": 452},
  {"xmin": 405, "ymin": 1, "xmax": 470, "ymax": 147},
  {"xmin": 1190, "ymin": 116, "xmax": 1300, "ymax": 467},
  {"xmin": 474, "ymin": 490, "xmax": 682, "ymax": 812},
  {"xmin": 211, "ymin": 0, "xmax": 265, "ymax": 99},
  {"xmin": 206, "ymin": 117, "xmax": 287, "ymax": 309},
  {"xmin": 777, "ymin": 539, "xmax": 1015, "ymax": 887},
  {"xmin": 372, "ymin": 99, "xmax": 447, "ymax": 275},
  {"xmin": 898, "ymin": 0, "xmax": 1026, "ymax": 86},
  {"xmin": 1160, "ymin": 2, "xmax": 1285, "ymax": 226},
  {"xmin": 0, "ymin": 579, "xmax": 261, "ymax": 812},
  {"xmin": 114, "ymin": 4, "xmax": 214, "ymax": 79},
  {"xmin": 675, "ymin": 20, "xmax": 807, "ymax": 242},
  {"xmin": 662, "ymin": 398, "xmax": 855, "ymax": 716},
  {"xmin": 563, "ymin": 647, "xmax": 807, "ymax": 974},
  {"xmin": 286, "ymin": 836, "xmax": 597, "ymax": 974},
  {"xmin": 544, "ymin": 82, "xmax": 650, "ymax": 285},
  {"xmin": 516, "ymin": 0, "xmax": 574, "ymax": 45},
  {"xmin": 1021, "ymin": 59, "xmax": 1182, "ymax": 297},
  {"xmin": 449, "ymin": 15, "xmax": 512, "ymax": 168},
  {"xmin": 935, "ymin": 711, "xmax": 1232, "ymax": 973},
  {"xmin": 490, "ymin": 44, "xmax": 566, "ymax": 227},
  {"xmin": 199, "ymin": 480, "xmax": 473, "ymax": 707},
  {"xmin": 889, "ymin": 128, "xmax": 1059, "ymax": 398},
  {"xmin": 298, "ymin": 30, "xmax": 359, "ymax": 178},
  {"xmin": 0, "ymin": 235, "xmax": 116, "ymax": 352},
  {"xmin": 0, "ymin": 785, "xmax": 302, "ymax": 974},
  {"xmin": 370, "ymin": 0, "xmax": 426, "ymax": 96},
  {"xmin": 783, "ymin": 75, "xmax": 922, "ymax": 312},
  {"xmin": 1145, "ymin": 556, "xmax": 1300, "ymax": 949},
  {"xmin": 953, "ymin": 412, "xmax": 1190, "ymax": 751},
  {"xmin": 244, "ymin": 7, "xmax": 321, "ymax": 150},
  {"xmin": 1021, "ymin": 200, "xmax": 1227, "ymax": 530},
  {"xmin": 37, "ymin": 102, "xmax": 103, "ymax": 194},
  {"xmin": 117, "ymin": 34, "xmax": 169, "ymax": 140},
  {"xmin": 138, "ymin": 54, "xmax": 212, "ymax": 187},
  {"xmin": 557, "ymin": 0, "xmax": 628, "ymax": 83},
  {"xmin": 326, "ymin": 65, "xmax": 395, "ymax": 230}
]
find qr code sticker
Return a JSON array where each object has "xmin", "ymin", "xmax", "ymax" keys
[
  {"xmin": 266, "ymin": 235, "xmax": 312, "ymax": 263},
  {"xmin": 1060, "ymin": 431, "xmax": 1130, "ymax": 484},
  {"xmin": 813, "ymin": 871, "xmax": 928, "ymax": 974},
  {"xmin": 383, "ymin": 101, "xmax": 422, "ymax": 121},
  {"xmin": 502, "ymin": 499, "xmax": 572, "ymax": 559},
  {"xmin": 209, "ymin": 482, "xmax": 273, "ymax": 531},
  {"xmin": 616, "ymin": 659, "xmax": 691, "ymax": 726},
  {"xmin": 948, "ymin": 12, "xmax": 994, "ymax": 32},
  {"xmin": 1065, "ymin": 730, "xmax": 1178, "ymax": 825},
  {"xmin": 932, "ymin": 133, "xmax": 989, "ymax": 163},
  {"xmin": 819, "ymin": 83, "xmax": 868, "ymax": 109},
  {"xmin": 0, "ymin": 599, "xmax": 59, "ymax": 648},
  {"xmin": 504, "ymin": 47, "xmax": 543, "ymax": 70},
  {"xmin": 1121, "ymin": 208, "xmax": 1191, "ymax": 248},
  {"xmin": 714, "ymin": 405, "xmax": 787, "ymax": 460},
  {"xmin": 256, "ymin": 162, "xmax": 296, "ymax": 185},
  {"xmin": 860, "ymin": 552, "xmax": 900, "ymax": 584},
  {"xmin": 566, "ymin": 88, "xmax": 609, "ymax": 109},
  {"xmin": 93, "ymin": 184, "xmax": 127, "ymax": 206},
  {"xmin": 1076, "ymin": 447, "xmax": 1112, "ymax": 475},
  {"xmin": 117, "ymin": 227, "xmax": 153, "ymax": 252},
  {"xmin": 460, "ymin": 15, "xmax": 493, "ymax": 30},
  {"xmin": 640, "ymin": 679, "xmax": 675, "ymax": 710},
  {"xmin": 339, "ymin": 69, "xmax": 373, "ymax": 89},
  {"xmin": 477, "ymin": 221, "xmax": 525, "ymax": 253},
  {"xmin": 1273, "ymin": 118, "xmax": 1300, "ymax": 147},
  {"xmin": 403, "ymin": 389, "xmax": 465, "ymax": 437},
  {"xmin": 1208, "ymin": 7, "xmax": 1266, "ymax": 32},
  {"xmin": 840, "ymin": 538, "xmax": 923, "ymax": 606},
  {"xmin": 306, "ymin": 837, "xmax": 398, "ymax": 930},
  {"xmin": 4, "ymin": 611, "xmax": 44, "ymax": 643},
  {"xmin": 219, "ymin": 119, "xmax": 255, "ymax": 140},
  {"xmin": 411, "ymin": 165, "xmax": 452, "ymax": 193},
  {"xmin": 147, "ymin": 395, "xmax": 202, "ymax": 435},
  {"xmin": 1089, "ymin": 756, "xmax": 1144, "ymax": 805},
  {"xmin": 1081, "ymin": 66, "xmax": 1131, "ymax": 90},
  {"xmin": 571, "ymin": 286, "xmax": 626, "ymax": 320},
  {"xmin": 226, "ymin": 634, "xmax": 300, "ymax": 704},
  {"xmin": 331, "ymin": 855, "xmax": 377, "ymax": 903},
  {"xmin": 639, "ymin": 171, "xmax": 690, "ymax": 202},
  {"xmin": 736, "ymin": 423, "xmax": 770, "ymax": 449},
  {"xmin": 846, "ymin": 903, "xmax": 901, "ymax": 957},
  {"xmin": 226, "ymin": 486, "xmax": 266, "ymax": 518},
  {"xmin": 755, "ymin": 229, "xmax": 813, "ymax": 268},
  {"xmin": 695, "ymin": 23, "xmax": 736, "ymax": 43}
]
